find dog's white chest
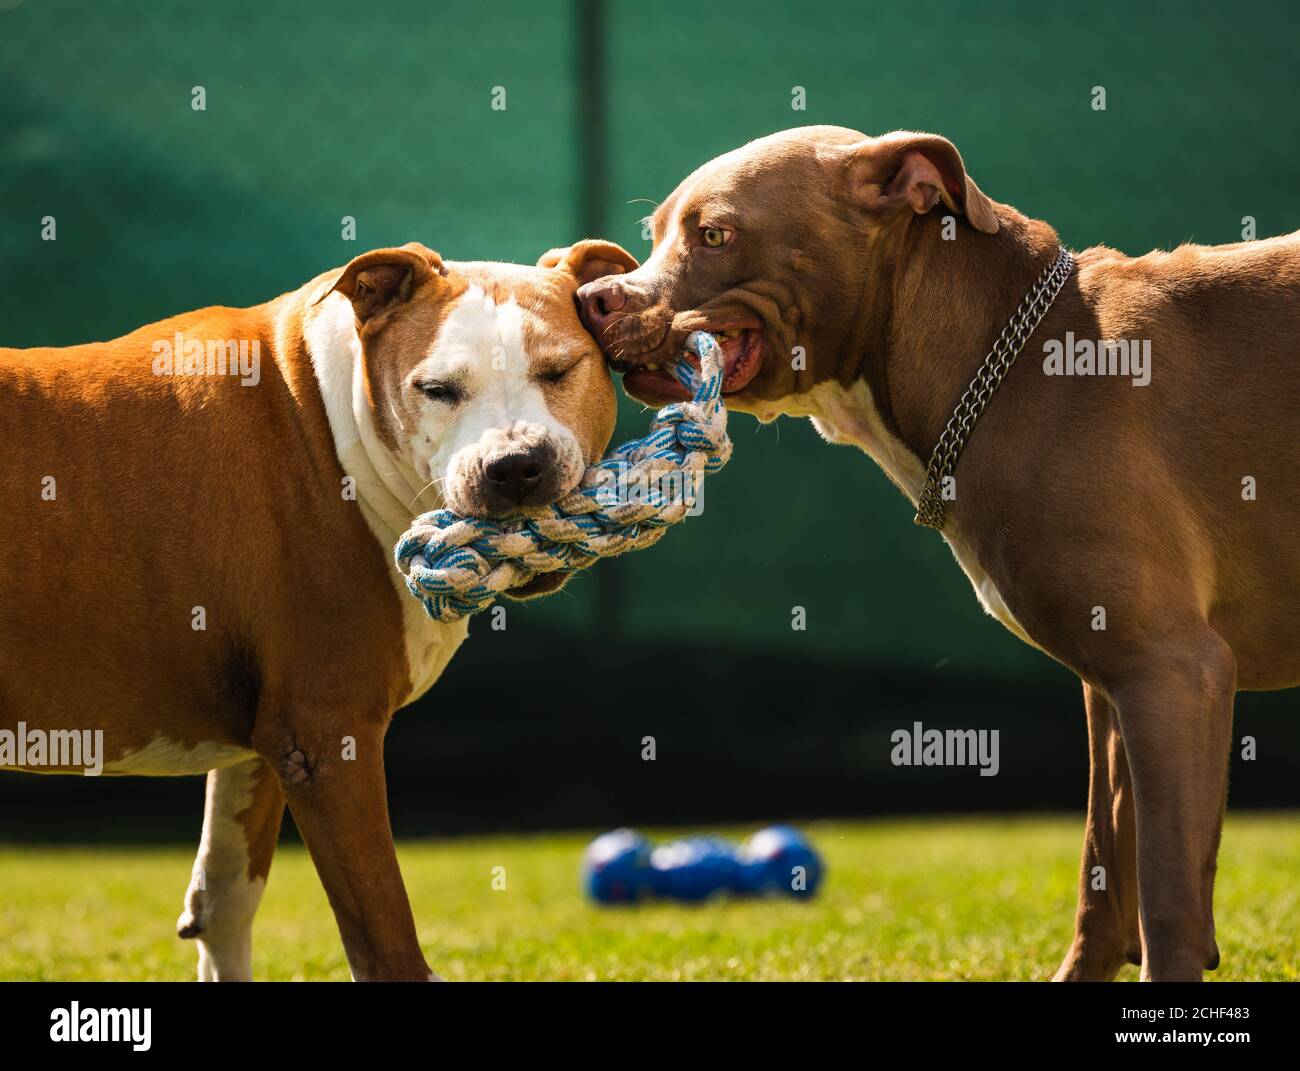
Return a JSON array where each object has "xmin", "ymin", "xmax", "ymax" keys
[
  {"xmin": 804, "ymin": 380, "xmax": 927, "ymax": 502},
  {"xmin": 353, "ymin": 499, "xmax": 469, "ymax": 707},
  {"xmin": 395, "ymin": 581, "xmax": 469, "ymax": 705},
  {"xmin": 805, "ymin": 380, "xmax": 1036, "ymax": 649}
]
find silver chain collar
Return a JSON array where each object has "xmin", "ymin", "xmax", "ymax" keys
[{"xmin": 913, "ymin": 245, "xmax": 1075, "ymax": 530}]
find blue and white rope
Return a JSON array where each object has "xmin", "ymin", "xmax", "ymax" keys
[{"xmin": 395, "ymin": 331, "xmax": 732, "ymax": 622}]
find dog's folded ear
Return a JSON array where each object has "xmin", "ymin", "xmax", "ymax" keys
[
  {"xmin": 822, "ymin": 131, "xmax": 999, "ymax": 235},
  {"xmin": 537, "ymin": 239, "xmax": 639, "ymax": 284},
  {"xmin": 317, "ymin": 242, "xmax": 447, "ymax": 328}
]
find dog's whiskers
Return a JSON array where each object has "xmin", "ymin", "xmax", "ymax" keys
[{"xmin": 407, "ymin": 474, "xmax": 447, "ymax": 510}]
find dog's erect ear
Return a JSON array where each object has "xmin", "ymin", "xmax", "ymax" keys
[
  {"xmin": 822, "ymin": 131, "xmax": 999, "ymax": 235},
  {"xmin": 318, "ymin": 242, "xmax": 446, "ymax": 326},
  {"xmin": 537, "ymin": 239, "xmax": 639, "ymax": 285}
]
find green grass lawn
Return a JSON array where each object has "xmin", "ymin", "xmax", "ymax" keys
[{"xmin": 1, "ymin": 814, "xmax": 1296, "ymax": 981}]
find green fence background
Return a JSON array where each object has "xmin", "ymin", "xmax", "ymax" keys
[{"xmin": 2, "ymin": 0, "xmax": 1297, "ymax": 832}]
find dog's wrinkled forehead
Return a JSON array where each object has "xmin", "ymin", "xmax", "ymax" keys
[
  {"xmin": 650, "ymin": 125, "xmax": 866, "ymax": 240},
  {"xmin": 442, "ymin": 260, "xmax": 596, "ymax": 360}
]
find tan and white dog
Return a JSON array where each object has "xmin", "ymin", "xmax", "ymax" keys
[
  {"xmin": 0, "ymin": 237, "xmax": 637, "ymax": 980},
  {"xmin": 578, "ymin": 125, "xmax": 1300, "ymax": 981}
]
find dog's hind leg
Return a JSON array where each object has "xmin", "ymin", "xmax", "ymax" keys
[
  {"xmin": 1109, "ymin": 631, "xmax": 1235, "ymax": 981},
  {"xmin": 177, "ymin": 757, "xmax": 285, "ymax": 981},
  {"xmin": 1053, "ymin": 681, "xmax": 1141, "ymax": 980}
]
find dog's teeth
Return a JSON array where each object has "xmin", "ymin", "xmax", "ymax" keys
[
  {"xmin": 646, "ymin": 363, "xmax": 661, "ymax": 371},
  {"xmin": 720, "ymin": 329, "xmax": 741, "ymax": 339}
]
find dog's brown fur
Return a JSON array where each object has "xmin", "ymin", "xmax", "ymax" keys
[
  {"xmin": 580, "ymin": 125, "xmax": 1300, "ymax": 981},
  {"xmin": 0, "ymin": 240, "xmax": 632, "ymax": 980}
]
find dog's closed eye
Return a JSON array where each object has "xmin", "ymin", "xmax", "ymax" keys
[
  {"xmin": 414, "ymin": 379, "xmax": 463, "ymax": 404},
  {"xmin": 535, "ymin": 357, "xmax": 586, "ymax": 385}
]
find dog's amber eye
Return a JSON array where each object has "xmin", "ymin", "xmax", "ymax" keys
[{"xmin": 701, "ymin": 227, "xmax": 729, "ymax": 248}]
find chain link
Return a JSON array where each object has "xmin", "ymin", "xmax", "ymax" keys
[{"xmin": 914, "ymin": 246, "xmax": 1075, "ymax": 530}]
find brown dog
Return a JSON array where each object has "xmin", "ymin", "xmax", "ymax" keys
[
  {"xmin": 0, "ymin": 238, "xmax": 637, "ymax": 980},
  {"xmin": 577, "ymin": 125, "xmax": 1300, "ymax": 981}
]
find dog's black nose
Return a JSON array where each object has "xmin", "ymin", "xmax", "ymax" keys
[
  {"xmin": 484, "ymin": 447, "xmax": 547, "ymax": 504},
  {"xmin": 576, "ymin": 276, "xmax": 627, "ymax": 336}
]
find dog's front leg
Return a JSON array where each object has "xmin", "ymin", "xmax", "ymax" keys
[
  {"xmin": 254, "ymin": 708, "xmax": 433, "ymax": 981},
  {"xmin": 1053, "ymin": 682, "xmax": 1140, "ymax": 980},
  {"xmin": 1110, "ymin": 634, "xmax": 1235, "ymax": 981},
  {"xmin": 177, "ymin": 757, "xmax": 286, "ymax": 980}
]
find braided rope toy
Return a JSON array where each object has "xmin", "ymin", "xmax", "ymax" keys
[{"xmin": 395, "ymin": 331, "xmax": 732, "ymax": 622}]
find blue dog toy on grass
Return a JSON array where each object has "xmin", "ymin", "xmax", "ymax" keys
[
  {"xmin": 582, "ymin": 826, "xmax": 825, "ymax": 904},
  {"xmin": 395, "ymin": 331, "xmax": 732, "ymax": 622}
]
